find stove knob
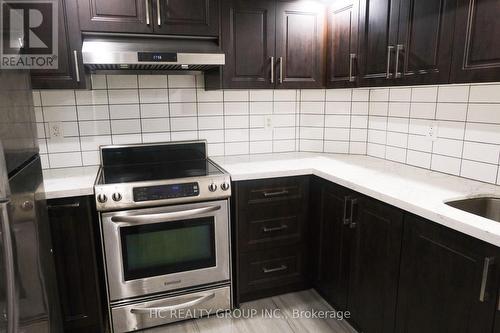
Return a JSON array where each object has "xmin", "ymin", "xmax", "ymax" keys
[
  {"xmin": 97, "ymin": 194, "xmax": 107, "ymax": 203},
  {"xmin": 112, "ymin": 193, "xmax": 122, "ymax": 202},
  {"xmin": 221, "ymin": 182, "xmax": 230, "ymax": 191},
  {"xmin": 208, "ymin": 183, "xmax": 218, "ymax": 192}
]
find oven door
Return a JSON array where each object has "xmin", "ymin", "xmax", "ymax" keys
[{"xmin": 101, "ymin": 200, "xmax": 230, "ymax": 302}]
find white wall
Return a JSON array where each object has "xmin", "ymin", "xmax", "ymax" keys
[{"xmin": 35, "ymin": 74, "xmax": 500, "ymax": 186}]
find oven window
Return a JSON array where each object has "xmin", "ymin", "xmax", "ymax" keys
[{"xmin": 120, "ymin": 217, "xmax": 216, "ymax": 281}]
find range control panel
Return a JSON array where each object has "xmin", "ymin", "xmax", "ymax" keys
[{"xmin": 133, "ymin": 182, "xmax": 199, "ymax": 202}]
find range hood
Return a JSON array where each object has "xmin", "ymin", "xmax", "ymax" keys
[{"xmin": 82, "ymin": 34, "xmax": 225, "ymax": 74}]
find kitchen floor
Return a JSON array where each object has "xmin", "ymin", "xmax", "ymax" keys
[{"xmin": 146, "ymin": 289, "xmax": 357, "ymax": 333}]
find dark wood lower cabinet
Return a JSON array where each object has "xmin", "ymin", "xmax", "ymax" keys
[
  {"xmin": 396, "ymin": 214, "xmax": 499, "ymax": 333},
  {"xmin": 347, "ymin": 196, "xmax": 403, "ymax": 333},
  {"xmin": 233, "ymin": 176, "xmax": 310, "ymax": 303},
  {"xmin": 48, "ymin": 196, "xmax": 104, "ymax": 333}
]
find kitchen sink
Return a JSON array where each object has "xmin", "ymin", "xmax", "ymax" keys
[{"xmin": 445, "ymin": 197, "xmax": 500, "ymax": 222}]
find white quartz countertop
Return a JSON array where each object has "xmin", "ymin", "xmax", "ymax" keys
[
  {"xmin": 43, "ymin": 166, "xmax": 98, "ymax": 200},
  {"xmin": 212, "ymin": 153, "xmax": 500, "ymax": 247},
  {"xmin": 41, "ymin": 153, "xmax": 500, "ymax": 246}
]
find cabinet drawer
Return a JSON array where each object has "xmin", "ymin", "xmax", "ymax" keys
[
  {"xmin": 236, "ymin": 176, "xmax": 309, "ymax": 208},
  {"xmin": 238, "ymin": 203, "xmax": 304, "ymax": 251},
  {"xmin": 239, "ymin": 246, "xmax": 306, "ymax": 297}
]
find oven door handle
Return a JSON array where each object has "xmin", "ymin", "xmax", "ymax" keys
[
  {"xmin": 129, "ymin": 292, "xmax": 216, "ymax": 314},
  {"xmin": 110, "ymin": 205, "xmax": 221, "ymax": 226}
]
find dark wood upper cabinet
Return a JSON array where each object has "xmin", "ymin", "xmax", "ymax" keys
[
  {"xmin": 396, "ymin": 214, "xmax": 499, "ymax": 333},
  {"xmin": 77, "ymin": 0, "xmax": 154, "ymax": 33},
  {"xmin": 315, "ymin": 182, "xmax": 353, "ymax": 311},
  {"xmin": 31, "ymin": 0, "xmax": 86, "ymax": 89},
  {"xmin": 275, "ymin": 0, "xmax": 326, "ymax": 89},
  {"xmin": 450, "ymin": 0, "xmax": 500, "ymax": 83},
  {"xmin": 154, "ymin": 0, "xmax": 219, "ymax": 36},
  {"xmin": 357, "ymin": 0, "xmax": 400, "ymax": 86},
  {"xmin": 326, "ymin": 0, "xmax": 359, "ymax": 88},
  {"xmin": 396, "ymin": 0, "xmax": 457, "ymax": 85},
  {"xmin": 48, "ymin": 196, "xmax": 104, "ymax": 333},
  {"xmin": 221, "ymin": 0, "xmax": 276, "ymax": 89},
  {"xmin": 347, "ymin": 195, "xmax": 404, "ymax": 333}
]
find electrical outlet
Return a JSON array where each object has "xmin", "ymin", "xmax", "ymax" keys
[
  {"xmin": 264, "ymin": 115, "xmax": 273, "ymax": 130},
  {"xmin": 49, "ymin": 122, "xmax": 64, "ymax": 139},
  {"xmin": 427, "ymin": 122, "xmax": 439, "ymax": 141}
]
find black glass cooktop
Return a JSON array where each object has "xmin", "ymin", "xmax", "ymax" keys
[{"xmin": 99, "ymin": 159, "xmax": 223, "ymax": 185}]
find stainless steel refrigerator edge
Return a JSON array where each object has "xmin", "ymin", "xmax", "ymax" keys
[{"xmin": 0, "ymin": 69, "xmax": 63, "ymax": 332}]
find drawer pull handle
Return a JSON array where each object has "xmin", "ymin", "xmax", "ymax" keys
[
  {"xmin": 262, "ymin": 225, "xmax": 288, "ymax": 233},
  {"xmin": 262, "ymin": 265, "xmax": 287, "ymax": 274},
  {"xmin": 263, "ymin": 190, "xmax": 289, "ymax": 198}
]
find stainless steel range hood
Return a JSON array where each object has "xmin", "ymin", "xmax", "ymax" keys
[{"xmin": 82, "ymin": 34, "xmax": 225, "ymax": 74}]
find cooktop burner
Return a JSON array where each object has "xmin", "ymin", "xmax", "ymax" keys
[{"xmin": 99, "ymin": 159, "xmax": 223, "ymax": 184}]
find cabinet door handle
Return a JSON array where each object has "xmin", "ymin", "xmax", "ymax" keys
[
  {"xmin": 349, "ymin": 53, "xmax": 356, "ymax": 82},
  {"xmin": 156, "ymin": 0, "xmax": 161, "ymax": 26},
  {"xmin": 73, "ymin": 50, "xmax": 80, "ymax": 83},
  {"xmin": 262, "ymin": 225, "xmax": 288, "ymax": 233},
  {"xmin": 479, "ymin": 257, "xmax": 495, "ymax": 302},
  {"xmin": 263, "ymin": 190, "xmax": 289, "ymax": 198},
  {"xmin": 343, "ymin": 196, "xmax": 351, "ymax": 225},
  {"xmin": 270, "ymin": 56, "xmax": 274, "ymax": 84},
  {"xmin": 262, "ymin": 265, "xmax": 287, "ymax": 274},
  {"xmin": 394, "ymin": 44, "xmax": 404, "ymax": 79},
  {"xmin": 145, "ymin": 0, "xmax": 150, "ymax": 25},
  {"xmin": 1, "ymin": 202, "xmax": 17, "ymax": 333},
  {"xmin": 349, "ymin": 198, "xmax": 358, "ymax": 229},
  {"xmin": 386, "ymin": 45, "xmax": 394, "ymax": 79},
  {"xmin": 279, "ymin": 57, "xmax": 283, "ymax": 84}
]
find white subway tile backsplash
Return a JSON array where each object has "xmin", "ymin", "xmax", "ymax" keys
[
  {"xmin": 140, "ymin": 103, "xmax": 169, "ymax": 118},
  {"xmin": 77, "ymin": 105, "xmax": 109, "ymax": 120},
  {"xmin": 139, "ymin": 89, "xmax": 169, "ymax": 103},
  {"xmin": 460, "ymin": 160, "xmax": 498, "ymax": 183},
  {"xmin": 107, "ymin": 75, "xmax": 137, "ymax": 89},
  {"xmin": 141, "ymin": 118, "xmax": 170, "ymax": 133},
  {"xmin": 436, "ymin": 103, "xmax": 468, "ymax": 121},
  {"xmin": 169, "ymin": 89, "xmax": 196, "ymax": 103},
  {"xmin": 109, "ymin": 104, "xmax": 140, "ymax": 119},
  {"xmin": 76, "ymin": 90, "xmax": 108, "ymax": 105},
  {"xmin": 111, "ymin": 119, "xmax": 141, "ymax": 134},
  {"xmin": 469, "ymin": 84, "xmax": 500, "ymax": 103},
  {"xmin": 198, "ymin": 102, "xmax": 223, "ymax": 116},
  {"xmin": 467, "ymin": 104, "xmax": 500, "ymax": 124},
  {"xmin": 437, "ymin": 85, "xmax": 469, "ymax": 103},
  {"xmin": 43, "ymin": 106, "xmax": 77, "ymax": 121},
  {"xmin": 138, "ymin": 75, "xmax": 168, "ymax": 89},
  {"xmin": 168, "ymin": 75, "xmax": 196, "ymax": 88},
  {"xmin": 108, "ymin": 90, "xmax": 139, "ymax": 104},
  {"xmin": 169, "ymin": 103, "xmax": 197, "ymax": 117},
  {"xmin": 37, "ymin": 75, "xmax": 500, "ymax": 186}
]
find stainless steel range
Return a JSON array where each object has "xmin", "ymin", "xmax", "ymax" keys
[{"xmin": 94, "ymin": 141, "xmax": 232, "ymax": 333}]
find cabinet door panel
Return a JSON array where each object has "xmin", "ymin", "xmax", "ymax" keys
[
  {"xmin": 77, "ymin": 0, "xmax": 153, "ymax": 33},
  {"xmin": 31, "ymin": 0, "xmax": 85, "ymax": 89},
  {"xmin": 155, "ymin": 0, "xmax": 219, "ymax": 36},
  {"xmin": 327, "ymin": 0, "xmax": 359, "ymax": 88},
  {"xmin": 451, "ymin": 0, "xmax": 500, "ymax": 83},
  {"xmin": 316, "ymin": 182, "xmax": 353, "ymax": 310},
  {"xmin": 275, "ymin": 1, "xmax": 325, "ymax": 89},
  {"xmin": 396, "ymin": 215, "xmax": 498, "ymax": 333},
  {"xmin": 396, "ymin": 0, "xmax": 456, "ymax": 85},
  {"xmin": 222, "ymin": 0, "xmax": 275, "ymax": 89},
  {"xmin": 357, "ymin": 0, "xmax": 400, "ymax": 86},
  {"xmin": 348, "ymin": 196, "xmax": 403, "ymax": 333},
  {"xmin": 48, "ymin": 197, "xmax": 103, "ymax": 333}
]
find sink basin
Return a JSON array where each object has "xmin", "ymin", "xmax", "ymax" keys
[{"xmin": 445, "ymin": 197, "xmax": 500, "ymax": 222}]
